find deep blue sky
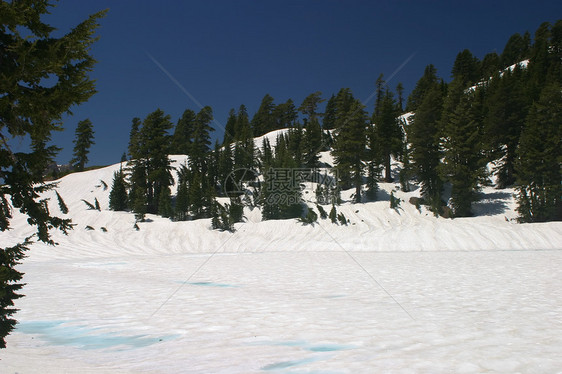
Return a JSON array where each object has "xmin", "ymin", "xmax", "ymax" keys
[{"xmin": 32, "ymin": 0, "xmax": 562, "ymax": 166}]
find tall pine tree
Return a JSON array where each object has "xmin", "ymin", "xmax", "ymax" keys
[
  {"xmin": 70, "ymin": 119, "xmax": 95, "ymax": 171},
  {"xmin": 410, "ymin": 83, "xmax": 445, "ymax": 214},
  {"xmin": 515, "ymin": 83, "xmax": 562, "ymax": 222},
  {"xmin": 0, "ymin": 1, "xmax": 105, "ymax": 348}
]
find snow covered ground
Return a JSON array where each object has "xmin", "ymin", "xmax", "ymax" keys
[{"xmin": 1, "ymin": 155, "xmax": 561, "ymax": 373}]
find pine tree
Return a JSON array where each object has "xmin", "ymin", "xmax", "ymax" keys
[
  {"xmin": 451, "ymin": 49, "xmax": 480, "ymax": 86},
  {"xmin": 374, "ymin": 74, "xmax": 385, "ymax": 118},
  {"xmin": 332, "ymin": 99, "xmax": 368, "ymax": 202},
  {"xmin": 323, "ymin": 94, "xmax": 337, "ymax": 130},
  {"xmin": 109, "ymin": 169, "xmax": 128, "ymax": 211},
  {"xmin": 191, "ymin": 106, "xmax": 214, "ymax": 173},
  {"xmin": 410, "ymin": 83, "xmax": 444, "ymax": 214},
  {"xmin": 396, "ymin": 83, "xmax": 404, "ymax": 112},
  {"xmin": 223, "ymin": 108, "xmax": 237, "ymax": 145},
  {"xmin": 128, "ymin": 117, "xmax": 142, "ymax": 159},
  {"xmin": 0, "ymin": 1, "xmax": 105, "ymax": 348},
  {"xmin": 272, "ymin": 99, "xmax": 298, "ymax": 130},
  {"xmin": 71, "ymin": 119, "xmax": 95, "ymax": 171},
  {"xmin": 440, "ymin": 88, "xmax": 487, "ymax": 217},
  {"xmin": 251, "ymin": 94, "xmax": 276, "ymax": 136},
  {"xmin": 501, "ymin": 32, "xmax": 531, "ymax": 68},
  {"xmin": 406, "ymin": 64, "xmax": 439, "ymax": 112},
  {"xmin": 480, "ymin": 52, "xmax": 501, "ymax": 79},
  {"xmin": 175, "ymin": 164, "xmax": 190, "ymax": 221},
  {"xmin": 218, "ymin": 143, "xmax": 234, "ymax": 195},
  {"xmin": 515, "ymin": 83, "xmax": 562, "ymax": 222},
  {"xmin": 483, "ymin": 66, "xmax": 530, "ymax": 187},
  {"xmin": 299, "ymin": 92, "xmax": 324, "ymax": 168},
  {"xmin": 235, "ymin": 104, "xmax": 251, "ymax": 142},
  {"xmin": 372, "ymin": 89, "xmax": 403, "ymax": 182},
  {"xmin": 171, "ymin": 109, "xmax": 196, "ymax": 155}
]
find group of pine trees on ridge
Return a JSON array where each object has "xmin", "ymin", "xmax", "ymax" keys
[{"xmin": 109, "ymin": 20, "xmax": 561, "ymax": 226}]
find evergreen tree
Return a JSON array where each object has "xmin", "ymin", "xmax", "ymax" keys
[
  {"xmin": 218, "ymin": 143, "xmax": 234, "ymax": 195},
  {"xmin": 191, "ymin": 106, "xmax": 214, "ymax": 173},
  {"xmin": 299, "ymin": 92, "xmax": 324, "ymax": 168},
  {"xmin": 406, "ymin": 64, "xmax": 439, "ymax": 112},
  {"xmin": 223, "ymin": 108, "xmax": 237, "ymax": 145},
  {"xmin": 480, "ymin": 52, "xmax": 501, "ymax": 79},
  {"xmin": 440, "ymin": 88, "xmax": 487, "ymax": 217},
  {"xmin": 483, "ymin": 66, "xmax": 530, "ymax": 187},
  {"xmin": 515, "ymin": 83, "xmax": 562, "ymax": 222},
  {"xmin": 171, "ymin": 109, "xmax": 196, "ymax": 155},
  {"xmin": 299, "ymin": 92, "xmax": 325, "ymax": 120},
  {"xmin": 374, "ymin": 74, "xmax": 385, "ymax": 118},
  {"xmin": 410, "ymin": 83, "xmax": 444, "ymax": 214},
  {"xmin": 235, "ymin": 104, "xmax": 251, "ymax": 142},
  {"xmin": 332, "ymin": 88, "xmax": 355, "ymax": 129},
  {"xmin": 396, "ymin": 82, "xmax": 404, "ymax": 112},
  {"xmin": 332, "ymin": 99, "xmax": 368, "ymax": 202},
  {"xmin": 128, "ymin": 109, "xmax": 173, "ymax": 217},
  {"xmin": 501, "ymin": 32, "xmax": 531, "ymax": 68},
  {"xmin": 128, "ymin": 117, "xmax": 142, "ymax": 159},
  {"xmin": 451, "ymin": 49, "xmax": 480, "ymax": 86},
  {"xmin": 251, "ymin": 94, "xmax": 276, "ymax": 136},
  {"xmin": 70, "ymin": 119, "xmax": 95, "ymax": 171},
  {"xmin": 175, "ymin": 164, "xmax": 190, "ymax": 221},
  {"xmin": 323, "ymin": 94, "xmax": 337, "ymax": 130},
  {"xmin": 372, "ymin": 89, "xmax": 403, "ymax": 182},
  {"xmin": 158, "ymin": 185, "xmax": 173, "ymax": 218},
  {"xmin": 0, "ymin": 1, "xmax": 105, "ymax": 348},
  {"xmin": 272, "ymin": 99, "xmax": 298, "ymax": 130},
  {"xmin": 109, "ymin": 169, "xmax": 128, "ymax": 211}
]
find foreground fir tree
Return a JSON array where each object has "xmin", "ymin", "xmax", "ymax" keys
[
  {"xmin": 70, "ymin": 119, "xmax": 95, "ymax": 171},
  {"xmin": 515, "ymin": 83, "xmax": 562, "ymax": 222},
  {"xmin": 0, "ymin": 1, "xmax": 106, "ymax": 348}
]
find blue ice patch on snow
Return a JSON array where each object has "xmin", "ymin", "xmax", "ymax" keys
[
  {"xmin": 307, "ymin": 344, "xmax": 355, "ymax": 352},
  {"xmin": 182, "ymin": 281, "xmax": 239, "ymax": 288},
  {"xmin": 16, "ymin": 320, "xmax": 177, "ymax": 350}
]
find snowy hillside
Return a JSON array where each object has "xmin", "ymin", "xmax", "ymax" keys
[
  {"xmin": 3, "ymin": 145, "xmax": 560, "ymax": 257},
  {"xmin": 1, "ymin": 144, "xmax": 561, "ymax": 373}
]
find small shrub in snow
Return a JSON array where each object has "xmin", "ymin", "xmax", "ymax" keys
[
  {"xmin": 390, "ymin": 192, "xmax": 401, "ymax": 210},
  {"xmin": 55, "ymin": 190, "xmax": 69, "ymax": 214},
  {"xmin": 316, "ymin": 204, "xmax": 327, "ymax": 219}
]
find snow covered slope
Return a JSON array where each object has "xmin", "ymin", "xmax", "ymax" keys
[{"xmin": 3, "ymin": 152, "xmax": 560, "ymax": 258}]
